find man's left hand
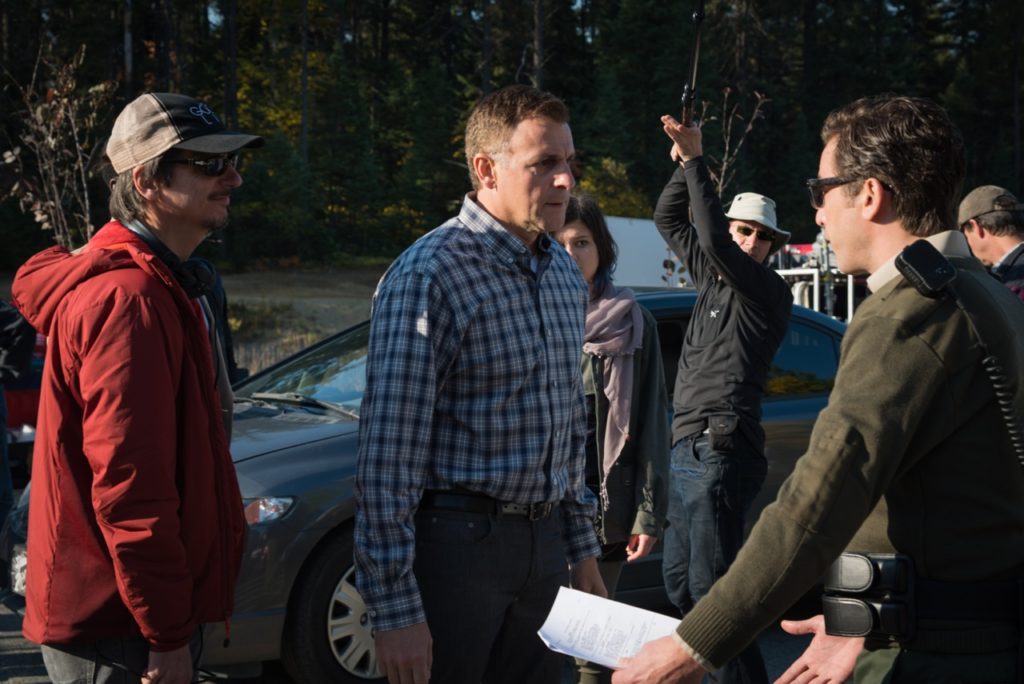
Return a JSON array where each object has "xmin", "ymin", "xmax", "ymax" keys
[
  {"xmin": 625, "ymin": 534, "xmax": 657, "ymax": 562},
  {"xmin": 612, "ymin": 635, "xmax": 705, "ymax": 684},
  {"xmin": 569, "ymin": 557, "xmax": 608, "ymax": 598}
]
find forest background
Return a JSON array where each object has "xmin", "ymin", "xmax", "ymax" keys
[{"xmin": 0, "ymin": 0, "xmax": 1022, "ymax": 274}]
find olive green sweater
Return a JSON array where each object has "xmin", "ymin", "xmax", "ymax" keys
[{"xmin": 677, "ymin": 234, "xmax": 1024, "ymax": 666}]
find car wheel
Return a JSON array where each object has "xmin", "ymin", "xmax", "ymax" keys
[{"xmin": 281, "ymin": 529, "xmax": 383, "ymax": 682}]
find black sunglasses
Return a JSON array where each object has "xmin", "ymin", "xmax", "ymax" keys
[
  {"xmin": 805, "ymin": 177, "xmax": 854, "ymax": 208},
  {"xmin": 171, "ymin": 153, "xmax": 240, "ymax": 177},
  {"xmin": 734, "ymin": 224, "xmax": 775, "ymax": 242}
]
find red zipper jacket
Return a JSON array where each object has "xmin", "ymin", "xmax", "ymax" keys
[{"xmin": 11, "ymin": 221, "xmax": 246, "ymax": 651}]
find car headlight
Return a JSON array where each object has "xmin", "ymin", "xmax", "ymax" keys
[{"xmin": 242, "ymin": 497, "xmax": 295, "ymax": 525}]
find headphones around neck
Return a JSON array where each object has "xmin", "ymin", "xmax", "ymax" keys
[{"xmin": 129, "ymin": 224, "xmax": 214, "ymax": 299}]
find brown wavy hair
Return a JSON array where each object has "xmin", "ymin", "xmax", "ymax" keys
[{"xmin": 821, "ymin": 95, "xmax": 965, "ymax": 237}]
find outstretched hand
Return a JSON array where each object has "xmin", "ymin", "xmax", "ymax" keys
[
  {"xmin": 661, "ymin": 115, "xmax": 703, "ymax": 162},
  {"xmin": 773, "ymin": 614, "xmax": 862, "ymax": 684}
]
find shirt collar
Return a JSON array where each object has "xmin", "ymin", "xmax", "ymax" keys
[
  {"xmin": 992, "ymin": 241, "xmax": 1024, "ymax": 272},
  {"xmin": 866, "ymin": 230, "xmax": 972, "ymax": 293},
  {"xmin": 458, "ymin": 193, "xmax": 551, "ymax": 271}
]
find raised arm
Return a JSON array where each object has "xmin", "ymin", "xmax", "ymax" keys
[{"xmin": 661, "ymin": 114, "xmax": 790, "ymax": 308}]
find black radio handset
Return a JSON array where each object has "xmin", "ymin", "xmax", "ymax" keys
[
  {"xmin": 894, "ymin": 239, "xmax": 957, "ymax": 297},
  {"xmin": 896, "ymin": 240, "xmax": 1024, "ymax": 468}
]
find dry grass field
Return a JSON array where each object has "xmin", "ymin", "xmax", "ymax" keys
[
  {"xmin": 221, "ymin": 267, "xmax": 385, "ymax": 374},
  {"xmin": 0, "ymin": 266, "xmax": 388, "ymax": 376}
]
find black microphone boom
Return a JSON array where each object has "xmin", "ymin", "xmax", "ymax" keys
[{"xmin": 680, "ymin": 0, "xmax": 706, "ymax": 126}]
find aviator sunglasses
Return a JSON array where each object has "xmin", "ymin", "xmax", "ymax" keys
[
  {"xmin": 733, "ymin": 224, "xmax": 775, "ymax": 242},
  {"xmin": 172, "ymin": 153, "xmax": 240, "ymax": 177}
]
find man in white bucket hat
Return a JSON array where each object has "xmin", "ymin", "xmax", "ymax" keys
[
  {"xmin": 649, "ymin": 115, "xmax": 793, "ymax": 684},
  {"xmin": 724, "ymin": 192, "xmax": 792, "ymax": 262}
]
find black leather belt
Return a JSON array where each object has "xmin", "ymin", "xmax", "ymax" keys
[{"xmin": 420, "ymin": 490, "xmax": 555, "ymax": 521}]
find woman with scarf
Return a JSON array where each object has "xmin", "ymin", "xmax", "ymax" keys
[{"xmin": 553, "ymin": 195, "xmax": 670, "ymax": 684}]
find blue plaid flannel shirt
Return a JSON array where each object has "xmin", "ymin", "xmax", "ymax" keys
[{"xmin": 354, "ymin": 195, "xmax": 601, "ymax": 631}]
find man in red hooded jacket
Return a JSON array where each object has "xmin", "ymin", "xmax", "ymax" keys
[{"xmin": 11, "ymin": 93, "xmax": 260, "ymax": 684}]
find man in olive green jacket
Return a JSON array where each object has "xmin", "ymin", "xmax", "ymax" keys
[{"xmin": 614, "ymin": 96, "xmax": 1024, "ymax": 683}]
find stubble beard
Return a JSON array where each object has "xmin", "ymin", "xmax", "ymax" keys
[{"xmin": 204, "ymin": 211, "xmax": 230, "ymax": 235}]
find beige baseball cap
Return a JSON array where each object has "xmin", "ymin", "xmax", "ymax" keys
[
  {"xmin": 725, "ymin": 192, "xmax": 791, "ymax": 255},
  {"xmin": 106, "ymin": 92, "xmax": 263, "ymax": 174},
  {"xmin": 957, "ymin": 185, "xmax": 1022, "ymax": 226}
]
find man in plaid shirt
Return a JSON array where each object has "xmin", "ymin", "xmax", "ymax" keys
[{"xmin": 355, "ymin": 85, "xmax": 605, "ymax": 684}]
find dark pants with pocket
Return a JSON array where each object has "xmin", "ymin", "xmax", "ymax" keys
[
  {"xmin": 413, "ymin": 504, "xmax": 569, "ymax": 684},
  {"xmin": 662, "ymin": 431, "xmax": 769, "ymax": 684},
  {"xmin": 40, "ymin": 628, "xmax": 202, "ymax": 684}
]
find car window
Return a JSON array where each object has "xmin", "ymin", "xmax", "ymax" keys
[
  {"xmin": 766, "ymin": 320, "xmax": 838, "ymax": 396},
  {"xmin": 237, "ymin": 323, "xmax": 369, "ymax": 415},
  {"xmin": 656, "ymin": 316, "xmax": 839, "ymax": 400}
]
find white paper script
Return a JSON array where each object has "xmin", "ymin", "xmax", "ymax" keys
[{"xmin": 537, "ymin": 586, "xmax": 680, "ymax": 669}]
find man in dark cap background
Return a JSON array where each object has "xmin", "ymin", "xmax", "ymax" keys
[
  {"xmin": 10, "ymin": 92, "xmax": 261, "ymax": 684},
  {"xmin": 959, "ymin": 184, "xmax": 1024, "ymax": 301}
]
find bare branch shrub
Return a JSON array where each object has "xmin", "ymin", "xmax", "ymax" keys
[
  {"xmin": 699, "ymin": 88, "xmax": 769, "ymax": 196},
  {"xmin": 2, "ymin": 46, "xmax": 118, "ymax": 249}
]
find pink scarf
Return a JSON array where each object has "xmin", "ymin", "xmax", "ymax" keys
[{"xmin": 583, "ymin": 286, "xmax": 644, "ymax": 508}]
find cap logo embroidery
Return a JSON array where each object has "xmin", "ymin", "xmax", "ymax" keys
[{"xmin": 189, "ymin": 103, "xmax": 220, "ymax": 126}]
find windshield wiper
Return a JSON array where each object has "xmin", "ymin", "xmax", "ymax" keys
[{"xmin": 246, "ymin": 392, "xmax": 359, "ymax": 420}]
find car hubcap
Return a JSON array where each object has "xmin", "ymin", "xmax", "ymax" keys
[{"xmin": 327, "ymin": 566, "xmax": 380, "ymax": 679}]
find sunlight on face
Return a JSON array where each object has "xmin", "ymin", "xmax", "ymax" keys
[{"xmin": 492, "ymin": 116, "xmax": 575, "ymax": 238}]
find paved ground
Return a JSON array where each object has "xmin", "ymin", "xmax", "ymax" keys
[
  {"xmin": 0, "ymin": 591, "xmax": 46, "ymax": 684},
  {"xmin": 0, "ymin": 586, "xmax": 813, "ymax": 684},
  {"xmin": 1, "ymin": 268, "xmax": 817, "ymax": 681}
]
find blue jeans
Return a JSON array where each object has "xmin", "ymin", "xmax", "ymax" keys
[
  {"xmin": 413, "ymin": 505, "xmax": 569, "ymax": 683},
  {"xmin": 662, "ymin": 432, "xmax": 768, "ymax": 684}
]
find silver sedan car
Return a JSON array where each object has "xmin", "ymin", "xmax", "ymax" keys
[{"xmin": 2, "ymin": 288, "xmax": 845, "ymax": 682}]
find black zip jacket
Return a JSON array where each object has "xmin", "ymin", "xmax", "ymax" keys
[{"xmin": 653, "ymin": 157, "xmax": 792, "ymax": 447}]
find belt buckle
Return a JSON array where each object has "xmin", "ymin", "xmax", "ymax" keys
[{"xmin": 527, "ymin": 502, "xmax": 552, "ymax": 521}]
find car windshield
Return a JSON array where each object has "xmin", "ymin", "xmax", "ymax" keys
[{"xmin": 237, "ymin": 323, "xmax": 369, "ymax": 417}]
